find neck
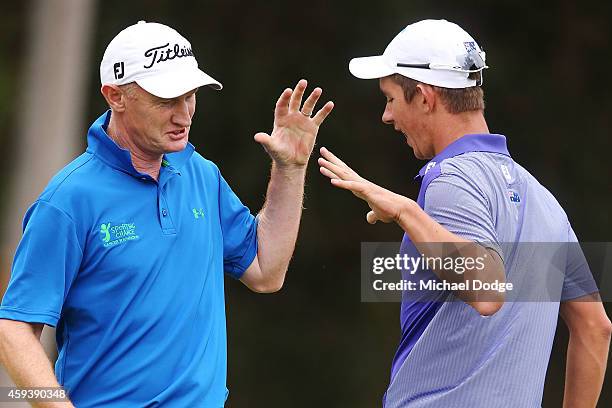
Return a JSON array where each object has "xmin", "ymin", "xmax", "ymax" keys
[
  {"xmin": 106, "ymin": 113, "xmax": 162, "ymax": 180},
  {"xmin": 431, "ymin": 110, "xmax": 489, "ymax": 156}
]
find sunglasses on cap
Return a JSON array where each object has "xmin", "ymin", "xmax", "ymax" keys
[{"xmin": 396, "ymin": 48, "xmax": 487, "ymax": 86}]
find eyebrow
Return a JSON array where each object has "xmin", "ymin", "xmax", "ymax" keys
[
  {"xmin": 153, "ymin": 88, "xmax": 199, "ymax": 104},
  {"xmin": 155, "ymin": 97, "xmax": 174, "ymax": 104}
]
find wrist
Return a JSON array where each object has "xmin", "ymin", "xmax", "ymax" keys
[
  {"xmin": 396, "ymin": 198, "xmax": 419, "ymax": 227},
  {"xmin": 271, "ymin": 161, "xmax": 308, "ymax": 178}
]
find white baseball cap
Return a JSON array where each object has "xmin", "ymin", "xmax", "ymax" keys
[
  {"xmin": 349, "ymin": 19, "xmax": 488, "ymax": 89},
  {"xmin": 100, "ymin": 21, "xmax": 222, "ymax": 98}
]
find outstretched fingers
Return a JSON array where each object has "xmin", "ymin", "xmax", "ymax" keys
[
  {"xmin": 301, "ymin": 87, "xmax": 322, "ymax": 116},
  {"xmin": 319, "ymin": 165, "xmax": 340, "ymax": 180},
  {"xmin": 329, "ymin": 178, "xmax": 364, "ymax": 193},
  {"xmin": 319, "ymin": 146, "xmax": 349, "ymax": 168},
  {"xmin": 318, "ymin": 157, "xmax": 356, "ymax": 181},
  {"xmin": 289, "ymin": 79, "xmax": 307, "ymax": 112},
  {"xmin": 275, "ymin": 79, "xmax": 333, "ymax": 126},
  {"xmin": 312, "ymin": 101, "xmax": 334, "ymax": 127},
  {"xmin": 330, "ymin": 179, "xmax": 373, "ymax": 203},
  {"xmin": 275, "ymin": 88, "xmax": 293, "ymax": 117}
]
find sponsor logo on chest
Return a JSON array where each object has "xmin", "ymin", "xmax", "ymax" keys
[{"xmin": 100, "ymin": 222, "xmax": 140, "ymax": 247}]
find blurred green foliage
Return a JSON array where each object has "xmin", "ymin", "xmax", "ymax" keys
[{"xmin": 1, "ymin": 0, "xmax": 611, "ymax": 406}]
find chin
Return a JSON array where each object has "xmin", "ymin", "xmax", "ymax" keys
[
  {"xmin": 412, "ymin": 151, "xmax": 426, "ymax": 160},
  {"xmin": 411, "ymin": 146, "xmax": 433, "ymax": 161},
  {"xmin": 166, "ymin": 137, "xmax": 189, "ymax": 153}
]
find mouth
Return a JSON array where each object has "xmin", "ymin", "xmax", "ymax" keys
[
  {"xmin": 395, "ymin": 128, "xmax": 411, "ymax": 145},
  {"xmin": 167, "ymin": 128, "xmax": 188, "ymax": 140}
]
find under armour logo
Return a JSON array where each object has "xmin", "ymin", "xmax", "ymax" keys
[{"xmin": 113, "ymin": 62, "xmax": 125, "ymax": 80}]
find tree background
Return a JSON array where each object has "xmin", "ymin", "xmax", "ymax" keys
[{"xmin": 1, "ymin": 1, "xmax": 611, "ymax": 406}]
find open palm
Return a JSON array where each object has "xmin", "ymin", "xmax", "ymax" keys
[{"xmin": 255, "ymin": 79, "xmax": 334, "ymax": 167}]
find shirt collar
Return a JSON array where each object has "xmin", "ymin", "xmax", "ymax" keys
[
  {"xmin": 416, "ymin": 133, "xmax": 510, "ymax": 179},
  {"xmin": 86, "ymin": 110, "xmax": 194, "ymax": 177}
]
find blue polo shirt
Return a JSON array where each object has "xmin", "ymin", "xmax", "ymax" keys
[
  {"xmin": 384, "ymin": 134, "xmax": 598, "ymax": 407},
  {"xmin": 0, "ymin": 111, "xmax": 258, "ymax": 407}
]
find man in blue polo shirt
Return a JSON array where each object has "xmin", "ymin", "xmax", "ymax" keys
[
  {"xmin": 318, "ymin": 19, "xmax": 610, "ymax": 407},
  {"xmin": 0, "ymin": 21, "xmax": 333, "ymax": 407}
]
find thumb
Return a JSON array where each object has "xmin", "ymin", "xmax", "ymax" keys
[
  {"xmin": 366, "ymin": 211, "xmax": 378, "ymax": 224},
  {"xmin": 254, "ymin": 132, "xmax": 272, "ymax": 147}
]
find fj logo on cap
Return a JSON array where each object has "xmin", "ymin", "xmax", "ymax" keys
[{"xmin": 113, "ymin": 62, "xmax": 125, "ymax": 79}]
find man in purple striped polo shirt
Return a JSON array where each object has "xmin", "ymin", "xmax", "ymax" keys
[{"xmin": 318, "ymin": 19, "xmax": 611, "ymax": 407}]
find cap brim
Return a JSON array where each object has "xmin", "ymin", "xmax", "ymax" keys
[
  {"xmin": 137, "ymin": 68, "xmax": 223, "ymax": 98},
  {"xmin": 349, "ymin": 56, "xmax": 395, "ymax": 79}
]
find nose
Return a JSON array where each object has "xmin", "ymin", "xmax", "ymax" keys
[
  {"xmin": 382, "ymin": 104, "xmax": 393, "ymax": 125},
  {"xmin": 172, "ymin": 99, "xmax": 192, "ymax": 127}
]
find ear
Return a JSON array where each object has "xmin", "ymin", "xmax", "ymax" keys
[
  {"xmin": 101, "ymin": 84, "xmax": 128, "ymax": 112},
  {"xmin": 415, "ymin": 83, "xmax": 437, "ymax": 113}
]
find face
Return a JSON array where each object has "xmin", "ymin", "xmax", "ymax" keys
[
  {"xmin": 121, "ymin": 85, "xmax": 198, "ymax": 157},
  {"xmin": 379, "ymin": 76, "xmax": 433, "ymax": 160}
]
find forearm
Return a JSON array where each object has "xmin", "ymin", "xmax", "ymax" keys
[
  {"xmin": 398, "ymin": 199, "xmax": 505, "ymax": 310},
  {"xmin": 255, "ymin": 163, "xmax": 307, "ymax": 287},
  {"xmin": 563, "ymin": 328, "xmax": 611, "ymax": 407},
  {"xmin": 0, "ymin": 321, "xmax": 73, "ymax": 408}
]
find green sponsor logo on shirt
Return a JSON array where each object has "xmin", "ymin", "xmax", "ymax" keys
[
  {"xmin": 100, "ymin": 222, "xmax": 139, "ymax": 247},
  {"xmin": 100, "ymin": 223, "xmax": 111, "ymax": 243}
]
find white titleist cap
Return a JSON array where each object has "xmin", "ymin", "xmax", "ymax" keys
[
  {"xmin": 349, "ymin": 19, "xmax": 488, "ymax": 88},
  {"xmin": 100, "ymin": 21, "xmax": 222, "ymax": 98}
]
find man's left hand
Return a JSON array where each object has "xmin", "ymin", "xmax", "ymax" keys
[{"xmin": 255, "ymin": 79, "xmax": 334, "ymax": 168}]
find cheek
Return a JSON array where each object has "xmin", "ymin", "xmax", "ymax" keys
[
  {"xmin": 400, "ymin": 106, "xmax": 417, "ymax": 128},
  {"xmin": 158, "ymin": 109, "xmax": 175, "ymax": 127},
  {"xmin": 396, "ymin": 112, "xmax": 409, "ymax": 130}
]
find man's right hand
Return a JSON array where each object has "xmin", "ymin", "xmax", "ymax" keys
[{"xmin": 318, "ymin": 146, "xmax": 414, "ymax": 224}]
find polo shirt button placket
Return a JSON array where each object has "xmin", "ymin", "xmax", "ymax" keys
[{"xmin": 158, "ymin": 178, "xmax": 176, "ymax": 235}]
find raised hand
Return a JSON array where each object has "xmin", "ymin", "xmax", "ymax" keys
[
  {"xmin": 254, "ymin": 79, "xmax": 334, "ymax": 168},
  {"xmin": 318, "ymin": 147, "xmax": 414, "ymax": 224}
]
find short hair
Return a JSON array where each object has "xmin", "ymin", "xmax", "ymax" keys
[
  {"xmin": 119, "ymin": 82, "xmax": 139, "ymax": 99},
  {"xmin": 389, "ymin": 73, "xmax": 485, "ymax": 114}
]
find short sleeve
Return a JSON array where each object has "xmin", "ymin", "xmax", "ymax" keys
[
  {"xmin": 217, "ymin": 173, "xmax": 258, "ymax": 279},
  {"xmin": 0, "ymin": 200, "xmax": 83, "ymax": 327},
  {"xmin": 424, "ymin": 173, "xmax": 502, "ymax": 260},
  {"xmin": 561, "ymin": 225, "xmax": 599, "ymax": 301}
]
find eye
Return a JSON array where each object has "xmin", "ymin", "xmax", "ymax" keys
[{"xmin": 158, "ymin": 99, "xmax": 175, "ymax": 107}]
